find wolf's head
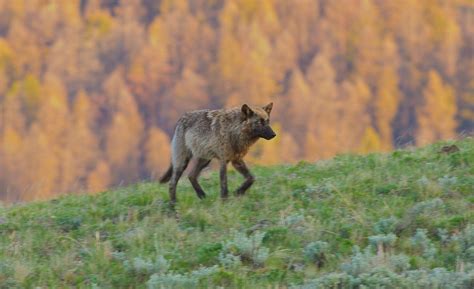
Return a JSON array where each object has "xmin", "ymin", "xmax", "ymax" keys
[{"xmin": 241, "ymin": 103, "xmax": 276, "ymax": 140}]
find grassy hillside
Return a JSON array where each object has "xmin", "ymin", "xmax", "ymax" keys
[{"xmin": 1, "ymin": 139, "xmax": 473, "ymax": 289}]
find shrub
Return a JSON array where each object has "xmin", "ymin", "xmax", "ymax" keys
[
  {"xmin": 219, "ymin": 231, "xmax": 269, "ymax": 267},
  {"xmin": 0, "ymin": 261, "xmax": 18, "ymax": 288},
  {"xmin": 196, "ymin": 242, "xmax": 223, "ymax": 265},
  {"xmin": 146, "ymin": 266, "xmax": 219, "ymax": 289},
  {"xmin": 452, "ymin": 224, "xmax": 474, "ymax": 271},
  {"xmin": 410, "ymin": 199, "xmax": 445, "ymax": 217},
  {"xmin": 437, "ymin": 228, "xmax": 450, "ymax": 245},
  {"xmin": 218, "ymin": 252, "xmax": 242, "ymax": 269},
  {"xmin": 303, "ymin": 241, "xmax": 329, "ymax": 268},
  {"xmin": 281, "ymin": 211, "xmax": 306, "ymax": 227},
  {"xmin": 123, "ymin": 255, "xmax": 169, "ymax": 275},
  {"xmin": 294, "ymin": 243, "xmax": 474, "ymax": 289},
  {"xmin": 438, "ymin": 176, "xmax": 458, "ymax": 192},
  {"xmin": 404, "ymin": 268, "xmax": 474, "ymax": 288},
  {"xmin": 340, "ymin": 246, "xmax": 409, "ymax": 277},
  {"xmin": 373, "ymin": 217, "xmax": 399, "ymax": 235},
  {"xmin": 368, "ymin": 234, "xmax": 397, "ymax": 256},
  {"xmin": 147, "ymin": 273, "xmax": 197, "ymax": 289},
  {"xmin": 289, "ymin": 272, "xmax": 352, "ymax": 289},
  {"xmin": 411, "ymin": 229, "xmax": 437, "ymax": 259}
]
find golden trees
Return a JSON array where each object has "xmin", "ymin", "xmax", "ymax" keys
[
  {"xmin": 0, "ymin": 0, "xmax": 470, "ymax": 201},
  {"xmin": 458, "ymin": 78, "xmax": 474, "ymax": 133},
  {"xmin": 144, "ymin": 127, "xmax": 171, "ymax": 179},
  {"xmin": 285, "ymin": 68, "xmax": 312, "ymax": 147},
  {"xmin": 359, "ymin": 127, "xmax": 382, "ymax": 154},
  {"xmin": 162, "ymin": 68, "xmax": 210, "ymax": 130},
  {"xmin": 304, "ymin": 51, "xmax": 339, "ymax": 160},
  {"xmin": 216, "ymin": 0, "xmax": 279, "ymax": 107},
  {"xmin": 417, "ymin": 71, "xmax": 457, "ymax": 145},
  {"xmin": 0, "ymin": 39, "xmax": 14, "ymax": 93},
  {"xmin": 104, "ymin": 71, "xmax": 144, "ymax": 184},
  {"xmin": 373, "ymin": 37, "xmax": 400, "ymax": 150},
  {"xmin": 337, "ymin": 78, "xmax": 372, "ymax": 153},
  {"xmin": 0, "ymin": 127, "xmax": 23, "ymax": 200},
  {"xmin": 66, "ymin": 91, "xmax": 100, "ymax": 192},
  {"xmin": 424, "ymin": 0, "xmax": 460, "ymax": 78},
  {"xmin": 25, "ymin": 75, "xmax": 69, "ymax": 199},
  {"xmin": 87, "ymin": 160, "xmax": 111, "ymax": 193},
  {"xmin": 247, "ymin": 122, "xmax": 298, "ymax": 165},
  {"xmin": 1, "ymin": 79, "xmax": 28, "ymax": 200},
  {"xmin": 374, "ymin": 65, "xmax": 399, "ymax": 150}
]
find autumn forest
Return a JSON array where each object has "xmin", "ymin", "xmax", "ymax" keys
[{"xmin": 0, "ymin": 0, "xmax": 472, "ymax": 201}]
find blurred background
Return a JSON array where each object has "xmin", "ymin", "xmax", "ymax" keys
[{"xmin": 0, "ymin": 0, "xmax": 472, "ymax": 202}]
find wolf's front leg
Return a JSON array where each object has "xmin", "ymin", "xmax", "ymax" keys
[
  {"xmin": 231, "ymin": 159, "xmax": 254, "ymax": 195},
  {"xmin": 219, "ymin": 161, "xmax": 229, "ymax": 200}
]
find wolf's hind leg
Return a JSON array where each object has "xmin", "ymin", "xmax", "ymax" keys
[
  {"xmin": 188, "ymin": 158, "xmax": 211, "ymax": 199},
  {"xmin": 220, "ymin": 160, "xmax": 229, "ymax": 200},
  {"xmin": 169, "ymin": 130, "xmax": 192, "ymax": 205},
  {"xmin": 232, "ymin": 160, "xmax": 255, "ymax": 195},
  {"xmin": 169, "ymin": 157, "xmax": 190, "ymax": 206}
]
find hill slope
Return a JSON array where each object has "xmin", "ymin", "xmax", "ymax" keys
[{"xmin": 1, "ymin": 139, "xmax": 473, "ymax": 288}]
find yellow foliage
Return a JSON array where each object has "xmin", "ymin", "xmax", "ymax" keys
[
  {"xmin": 417, "ymin": 70, "xmax": 457, "ymax": 145},
  {"xmin": 104, "ymin": 74, "xmax": 144, "ymax": 182},
  {"xmin": 248, "ymin": 123, "xmax": 297, "ymax": 165},
  {"xmin": 145, "ymin": 127, "xmax": 171, "ymax": 179},
  {"xmin": 218, "ymin": 34, "xmax": 244, "ymax": 82},
  {"xmin": 42, "ymin": 75, "xmax": 68, "ymax": 111},
  {"xmin": 37, "ymin": 75, "xmax": 69, "ymax": 140},
  {"xmin": 2, "ymin": 127, "xmax": 22, "ymax": 156},
  {"xmin": 305, "ymin": 133, "xmax": 320, "ymax": 161},
  {"xmin": 2, "ymin": 0, "xmax": 25, "ymax": 21},
  {"xmin": 160, "ymin": 0, "xmax": 188, "ymax": 14},
  {"xmin": 459, "ymin": 79, "xmax": 474, "ymax": 123},
  {"xmin": 67, "ymin": 91, "xmax": 100, "ymax": 189},
  {"xmin": 286, "ymin": 68, "xmax": 312, "ymax": 143},
  {"xmin": 73, "ymin": 90, "xmax": 95, "ymax": 125},
  {"xmin": 424, "ymin": 0, "xmax": 460, "ymax": 44},
  {"xmin": 58, "ymin": 0, "xmax": 82, "ymax": 27},
  {"xmin": 24, "ymin": 125, "xmax": 62, "ymax": 200},
  {"xmin": 148, "ymin": 17, "xmax": 169, "ymax": 51},
  {"xmin": 85, "ymin": 10, "xmax": 114, "ymax": 37},
  {"xmin": 0, "ymin": 0, "xmax": 470, "ymax": 201},
  {"xmin": 375, "ymin": 64, "xmax": 399, "ymax": 150},
  {"xmin": 87, "ymin": 161, "xmax": 111, "ymax": 193},
  {"xmin": 0, "ymin": 38, "xmax": 13, "ymax": 70},
  {"xmin": 358, "ymin": 127, "xmax": 382, "ymax": 154},
  {"xmin": 22, "ymin": 74, "xmax": 42, "ymax": 118}
]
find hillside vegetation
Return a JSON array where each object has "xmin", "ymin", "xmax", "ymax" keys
[{"xmin": 0, "ymin": 139, "xmax": 473, "ymax": 288}]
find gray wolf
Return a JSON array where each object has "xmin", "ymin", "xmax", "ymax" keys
[{"xmin": 159, "ymin": 103, "xmax": 276, "ymax": 205}]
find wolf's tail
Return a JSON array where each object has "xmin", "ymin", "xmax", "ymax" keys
[{"xmin": 159, "ymin": 164, "xmax": 173, "ymax": 183}]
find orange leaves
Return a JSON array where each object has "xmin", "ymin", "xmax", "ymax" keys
[
  {"xmin": 0, "ymin": 0, "xmax": 470, "ymax": 201},
  {"xmin": 417, "ymin": 71, "xmax": 457, "ymax": 146},
  {"xmin": 144, "ymin": 127, "xmax": 171, "ymax": 179},
  {"xmin": 87, "ymin": 160, "xmax": 111, "ymax": 193}
]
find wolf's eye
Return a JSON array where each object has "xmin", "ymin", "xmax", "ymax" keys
[{"xmin": 260, "ymin": 119, "xmax": 266, "ymax": 126}]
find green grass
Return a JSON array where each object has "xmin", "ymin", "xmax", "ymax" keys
[{"xmin": 1, "ymin": 139, "xmax": 473, "ymax": 288}]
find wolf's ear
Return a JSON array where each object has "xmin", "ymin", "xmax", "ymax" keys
[
  {"xmin": 241, "ymin": 104, "xmax": 254, "ymax": 118},
  {"xmin": 263, "ymin": 102, "xmax": 273, "ymax": 114}
]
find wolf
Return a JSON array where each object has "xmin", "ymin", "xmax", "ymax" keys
[{"xmin": 159, "ymin": 103, "xmax": 276, "ymax": 205}]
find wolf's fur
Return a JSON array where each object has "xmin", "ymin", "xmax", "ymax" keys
[{"xmin": 160, "ymin": 103, "xmax": 275, "ymax": 205}]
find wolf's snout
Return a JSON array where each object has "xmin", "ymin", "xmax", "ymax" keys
[{"xmin": 262, "ymin": 127, "xmax": 276, "ymax": 140}]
